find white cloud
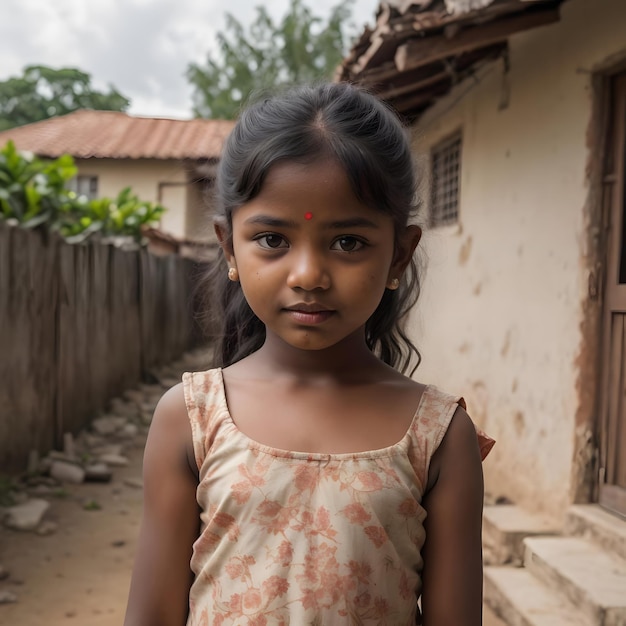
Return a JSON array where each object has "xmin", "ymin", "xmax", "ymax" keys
[{"xmin": 0, "ymin": 0, "xmax": 379, "ymax": 118}]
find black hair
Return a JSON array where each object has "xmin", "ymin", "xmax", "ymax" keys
[{"xmin": 204, "ymin": 82, "xmax": 423, "ymax": 374}]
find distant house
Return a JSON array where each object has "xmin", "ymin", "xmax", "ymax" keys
[{"xmin": 0, "ymin": 110, "xmax": 235, "ymax": 243}]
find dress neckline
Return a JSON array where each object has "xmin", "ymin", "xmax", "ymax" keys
[{"xmin": 214, "ymin": 367, "xmax": 431, "ymax": 461}]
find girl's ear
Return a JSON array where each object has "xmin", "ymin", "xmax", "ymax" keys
[
  {"xmin": 214, "ymin": 219, "xmax": 236, "ymax": 267},
  {"xmin": 389, "ymin": 225, "xmax": 422, "ymax": 280}
]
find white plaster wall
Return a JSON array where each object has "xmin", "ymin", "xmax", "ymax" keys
[
  {"xmin": 409, "ymin": 0, "xmax": 626, "ymax": 519},
  {"xmin": 75, "ymin": 158, "xmax": 189, "ymax": 238}
]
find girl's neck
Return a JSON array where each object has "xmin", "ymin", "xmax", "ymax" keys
[{"xmin": 244, "ymin": 329, "xmax": 389, "ymax": 383}]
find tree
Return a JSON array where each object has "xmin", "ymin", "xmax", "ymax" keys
[
  {"xmin": 0, "ymin": 65, "xmax": 131, "ymax": 131},
  {"xmin": 187, "ymin": 0, "xmax": 353, "ymax": 119}
]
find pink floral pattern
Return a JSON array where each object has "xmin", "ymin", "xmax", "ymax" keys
[{"xmin": 183, "ymin": 369, "xmax": 493, "ymax": 625}]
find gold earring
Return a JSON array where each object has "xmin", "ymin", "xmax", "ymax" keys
[
  {"xmin": 388, "ymin": 278, "xmax": 400, "ymax": 290},
  {"xmin": 228, "ymin": 267, "xmax": 239, "ymax": 282}
]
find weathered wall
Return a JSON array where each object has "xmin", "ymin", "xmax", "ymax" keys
[
  {"xmin": 185, "ymin": 180, "xmax": 217, "ymax": 243},
  {"xmin": 0, "ymin": 221, "xmax": 206, "ymax": 473},
  {"xmin": 409, "ymin": 0, "xmax": 626, "ymax": 519}
]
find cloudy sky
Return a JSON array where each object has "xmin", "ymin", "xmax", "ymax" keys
[{"xmin": 0, "ymin": 0, "xmax": 380, "ymax": 119}]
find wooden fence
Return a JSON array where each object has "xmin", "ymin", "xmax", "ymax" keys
[{"xmin": 0, "ymin": 222, "xmax": 208, "ymax": 472}]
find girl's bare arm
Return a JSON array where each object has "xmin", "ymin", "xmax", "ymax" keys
[
  {"xmin": 420, "ymin": 406, "xmax": 485, "ymax": 626},
  {"xmin": 124, "ymin": 383, "xmax": 200, "ymax": 626}
]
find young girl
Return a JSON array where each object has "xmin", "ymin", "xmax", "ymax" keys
[{"xmin": 124, "ymin": 82, "xmax": 493, "ymax": 626}]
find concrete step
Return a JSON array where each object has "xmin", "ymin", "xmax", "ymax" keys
[
  {"xmin": 524, "ymin": 536, "xmax": 626, "ymax": 625},
  {"xmin": 483, "ymin": 505, "xmax": 559, "ymax": 566},
  {"xmin": 484, "ymin": 566, "xmax": 591, "ymax": 626},
  {"xmin": 565, "ymin": 504, "xmax": 626, "ymax": 561}
]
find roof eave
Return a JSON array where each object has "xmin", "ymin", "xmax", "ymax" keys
[{"xmin": 339, "ymin": 0, "xmax": 565, "ymax": 120}]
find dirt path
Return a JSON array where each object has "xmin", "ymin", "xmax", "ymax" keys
[
  {"xmin": 0, "ymin": 353, "xmax": 506, "ymax": 626},
  {"xmin": 0, "ymin": 434, "xmax": 146, "ymax": 626}
]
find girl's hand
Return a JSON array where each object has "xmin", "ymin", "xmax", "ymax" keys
[
  {"xmin": 123, "ymin": 384, "xmax": 199, "ymax": 626},
  {"xmin": 420, "ymin": 406, "xmax": 485, "ymax": 626}
]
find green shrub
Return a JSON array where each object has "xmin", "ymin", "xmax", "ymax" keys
[
  {"xmin": 0, "ymin": 141, "xmax": 166, "ymax": 243},
  {"xmin": 0, "ymin": 140, "xmax": 76, "ymax": 228},
  {"xmin": 58, "ymin": 187, "xmax": 165, "ymax": 243}
]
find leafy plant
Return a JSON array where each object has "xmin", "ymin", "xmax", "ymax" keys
[
  {"xmin": 0, "ymin": 140, "xmax": 76, "ymax": 228},
  {"xmin": 0, "ymin": 141, "xmax": 166, "ymax": 243},
  {"xmin": 58, "ymin": 187, "xmax": 165, "ymax": 243}
]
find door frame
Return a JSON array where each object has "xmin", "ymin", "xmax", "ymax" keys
[{"xmin": 598, "ymin": 70, "xmax": 626, "ymax": 516}]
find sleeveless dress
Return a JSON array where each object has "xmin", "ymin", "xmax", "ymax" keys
[{"xmin": 183, "ymin": 368, "xmax": 494, "ymax": 626}]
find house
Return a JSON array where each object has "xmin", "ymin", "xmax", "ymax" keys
[
  {"xmin": 0, "ymin": 110, "xmax": 235, "ymax": 243},
  {"xmin": 341, "ymin": 0, "xmax": 626, "ymax": 622}
]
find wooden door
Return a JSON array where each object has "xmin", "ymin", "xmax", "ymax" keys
[{"xmin": 599, "ymin": 71, "xmax": 626, "ymax": 516}]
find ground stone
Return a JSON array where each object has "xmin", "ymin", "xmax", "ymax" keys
[
  {"xmin": 3, "ymin": 498, "xmax": 50, "ymax": 531},
  {"xmin": 0, "ymin": 589, "xmax": 18, "ymax": 604},
  {"xmin": 47, "ymin": 450, "xmax": 78, "ymax": 463},
  {"xmin": 50, "ymin": 461, "xmax": 85, "ymax": 484},
  {"xmin": 27, "ymin": 484, "xmax": 55, "ymax": 497},
  {"xmin": 81, "ymin": 433, "xmax": 106, "ymax": 448},
  {"xmin": 109, "ymin": 399, "xmax": 139, "ymax": 420},
  {"xmin": 91, "ymin": 416, "xmax": 126, "ymax": 435},
  {"xmin": 90, "ymin": 443, "xmax": 124, "ymax": 457},
  {"xmin": 84, "ymin": 463, "xmax": 113, "ymax": 483},
  {"xmin": 36, "ymin": 520, "xmax": 58, "ymax": 536},
  {"xmin": 118, "ymin": 423, "xmax": 138, "ymax": 439},
  {"xmin": 98, "ymin": 454, "xmax": 129, "ymax": 467}
]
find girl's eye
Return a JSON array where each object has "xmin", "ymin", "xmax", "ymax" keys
[
  {"xmin": 256, "ymin": 233, "xmax": 288, "ymax": 249},
  {"xmin": 332, "ymin": 236, "xmax": 365, "ymax": 252}
]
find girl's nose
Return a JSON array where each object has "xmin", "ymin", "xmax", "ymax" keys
[{"xmin": 286, "ymin": 248, "xmax": 331, "ymax": 291}]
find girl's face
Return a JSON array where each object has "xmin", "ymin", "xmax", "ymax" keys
[{"xmin": 219, "ymin": 159, "xmax": 411, "ymax": 353}]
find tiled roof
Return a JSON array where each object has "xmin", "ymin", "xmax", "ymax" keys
[
  {"xmin": 0, "ymin": 110, "xmax": 235, "ymax": 160},
  {"xmin": 338, "ymin": 0, "xmax": 565, "ymax": 120}
]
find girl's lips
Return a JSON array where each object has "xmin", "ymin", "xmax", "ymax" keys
[{"xmin": 284, "ymin": 309, "xmax": 335, "ymax": 325}]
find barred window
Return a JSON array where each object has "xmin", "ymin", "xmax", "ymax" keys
[
  {"xmin": 430, "ymin": 133, "xmax": 461, "ymax": 226},
  {"xmin": 69, "ymin": 175, "xmax": 99, "ymax": 200}
]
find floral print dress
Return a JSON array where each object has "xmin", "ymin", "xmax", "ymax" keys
[{"xmin": 183, "ymin": 369, "xmax": 494, "ymax": 626}]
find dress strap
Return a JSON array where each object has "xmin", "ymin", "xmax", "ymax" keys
[
  {"xmin": 407, "ymin": 386, "xmax": 494, "ymax": 492},
  {"xmin": 182, "ymin": 368, "xmax": 229, "ymax": 470}
]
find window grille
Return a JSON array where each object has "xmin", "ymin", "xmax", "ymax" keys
[
  {"xmin": 430, "ymin": 133, "xmax": 461, "ymax": 226},
  {"xmin": 69, "ymin": 175, "xmax": 99, "ymax": 200}
]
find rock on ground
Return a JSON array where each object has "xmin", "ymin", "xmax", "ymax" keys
[{"xmin": 3, "ymin": 499, "xmax": 50, "ymax": 532}]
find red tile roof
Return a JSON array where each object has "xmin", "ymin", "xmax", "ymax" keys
[{"xmin": 0, "ymin": 110, "xmax": 235, "ymax": 160}]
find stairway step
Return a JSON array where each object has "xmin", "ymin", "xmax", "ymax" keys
[
  {"xmin": 565, "ymin": 505, "xmax": 626, "ymax": 561},
  {"xmin": 483, "ymin": 505, "xmax": 559, "ymax": 565},
  {"xmin": 524, "ymin": 536, "xmax": 626, "ymax": 625},
  {"xmin": 484, "ymin": 566, "xmax": 591, "ymax": 626}
]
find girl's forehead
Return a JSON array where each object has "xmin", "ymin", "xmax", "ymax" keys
[
  {"xmin": 241, "ymin": 161, "xmax": 367, "ymax": 215},
  {"xmin": 263, "ymin": 159, "xmax": 346, "ymax": 188}
]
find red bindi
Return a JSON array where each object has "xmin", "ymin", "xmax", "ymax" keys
[{"xmin": 304, "ymin": 212, "xmax": 313, "ymax": 221}]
